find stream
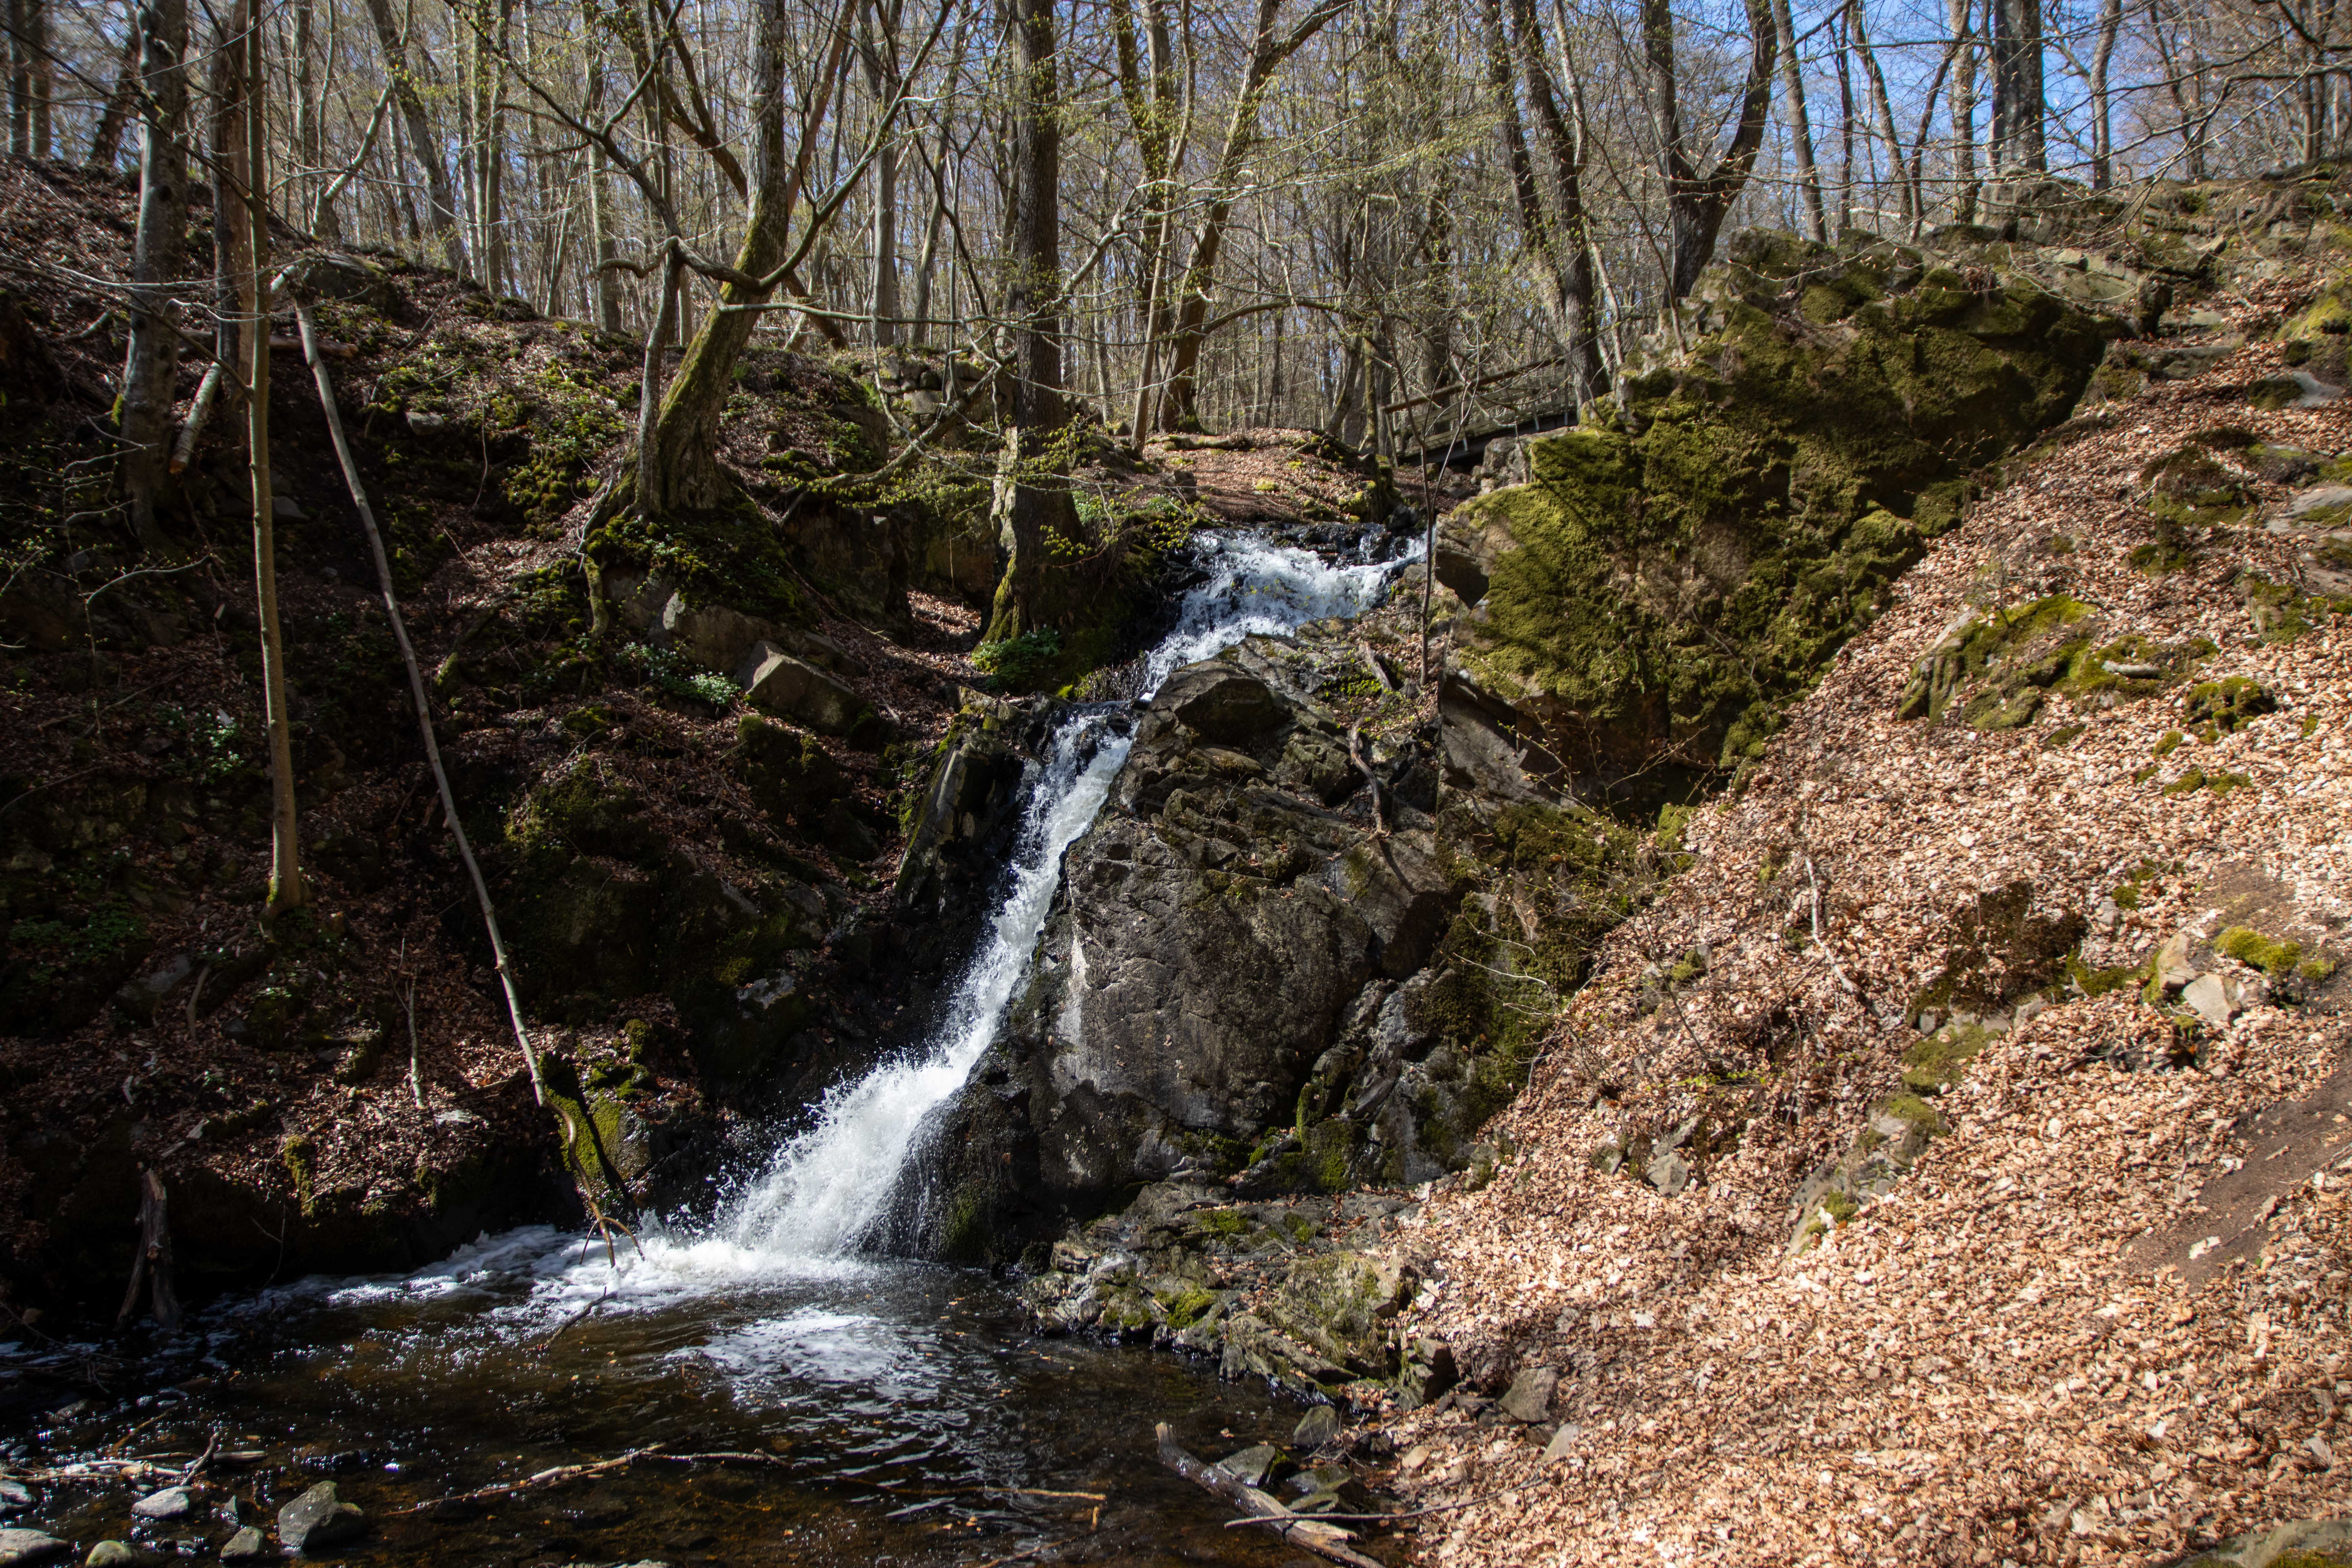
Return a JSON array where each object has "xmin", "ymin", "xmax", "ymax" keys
[{"xmin": 0, "ymin": 531, "xmax": 1417, "ymax": 1568}]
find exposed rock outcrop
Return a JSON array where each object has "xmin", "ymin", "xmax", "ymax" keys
[{"xmin": 1435, "ymin": 227, "xmax": 2123, "ymax": 808}]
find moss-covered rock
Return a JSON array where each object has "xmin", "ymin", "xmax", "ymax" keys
[{"xmin": 1437, "ymin": 229, "xmax": 2120, "ymax": 795}]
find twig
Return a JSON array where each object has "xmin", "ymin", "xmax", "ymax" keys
[
  {"xmin": 179, "ymin": 1428, "xmax": 221, "ymax": 1486},
  {"xmin": 391, "ymin": 1446, "xmax": 665, "ymax": 1514},
  {"xmin": 287, "ymin": 293, "xmax": 554, "ymax": 1113},
  {"xmin": 1802, "ymin": 854, "xmax": 1859, "ymax": 996},
  {"xmin": 1224, "ymin": 1472, "xmax": 1552, "ymax": 1528},
  {"xmin": 535, "ymin": 1289, "xmax": 610, "ymax": 1352},
  {"xmin": 1154, "ymin": 1423, "xmax": 1382, "ymax": 1568},
  {"xmin": 1347, "ymin": 725, "xmax": 1387, "ymax": 839}
]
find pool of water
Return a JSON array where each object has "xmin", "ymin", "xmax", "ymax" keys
[{"xmin": 5, "ymin": 1229, "xmax": 1377, "ymax": 1565}]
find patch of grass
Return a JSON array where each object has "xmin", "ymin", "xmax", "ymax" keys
[
  {"xmin": 972, "ymin": 626, "xmax": 1064, "ymax": 691},
  {"xmin": 617, "ymin": 642, "xmax": 738, "ymax": 708}
]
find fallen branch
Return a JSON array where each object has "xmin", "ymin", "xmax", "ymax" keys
[
  {"xmin": 1223, "ymin": 1471, "xmax": 1552, "ymax": 1528},
  {"xmin": 287, "ymin": 293, "xmax": 552, "ymax": 1112},
  {"xmin": 1153, "ymin": 1423, "xmax": 1383, "ymax": 1568},
  {"xmin": 966, "ymin": 1540, "xmax": 1081, "ymax": 1568},
  {"xmin": 392, "ymin": 1446, "xmax": 665, "ymax": 1513},
  {"xmin": 1346, "ymin": 726, "xmax": 1387, "ymax": 840}
]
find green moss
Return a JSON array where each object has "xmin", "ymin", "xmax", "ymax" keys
[
  {"xmin": 1901, "ymin": 1024, "xmax": 1994, "ymax": 1095},
  {"xmin": 1454, "ymin": 258, "xmax": 2113, "ymax": 787},
  {"xmin": 1192, "ymin": 1207, "xmax": 1248, "ymax": 1239},
  {"xmin": 2153, "ymin": 729, "xmax": 2184, "ymax": 756},
  {"xmin": 1157, "ymin": 1284, "xmax": 1218, "ymax": 1329},
  {"xmin": 281, "ymin": 1134, "xmax": 318, "ymax": 1217},
  {"xmin": 2215, "ymin": 926, "xmax": 2304, "ymax": 975},
  {"xmin": 2184, "ymin": 677, "xmax": 2276, "ymax": 734},
  {"xmin": 2071, "ymin": 954, "xmax": 2152, "ymax": 997}
]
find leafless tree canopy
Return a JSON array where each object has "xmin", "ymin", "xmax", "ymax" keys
[{"xmin": 6, "ymin": 0, "xmax": 2339, "ymax": 454}]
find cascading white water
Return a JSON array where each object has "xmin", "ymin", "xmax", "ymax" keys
[
  {"xmin": 714, "ymin": 716, "xmax": 1133, "ymax": 1260},
  {"xmin": 691, "ymin": 531, "xmax": 1414, "ymax": 1264}
]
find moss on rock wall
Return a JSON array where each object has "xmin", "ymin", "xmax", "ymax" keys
[{"xmin": 1443, "ymin": 229, "xmax": 2121, "ymax": 799}]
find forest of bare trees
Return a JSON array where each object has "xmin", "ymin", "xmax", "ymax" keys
[{"xmin": 5, "ymin": 0, "xmax": 2346, "ymax": 504}]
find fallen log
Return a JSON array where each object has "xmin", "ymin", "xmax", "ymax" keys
[{"xmin": 1152, "ymin": 1423, "xmax": 1384, "ymax": 1568}]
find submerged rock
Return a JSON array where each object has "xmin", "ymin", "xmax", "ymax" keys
[
  {"xmin": 0, "ymin": 1531, "xmax": 70, "ymax": 1567},
  {"xmin": 276, "ymin": 1482, "xmax": 367, "ymax": 1553},
  {"xmin": 129, "ymin": 1486, "xmax": 193, "ymax": 1521},
  {"xmin": 217, "ymin": 1528, "xmax": 268, "ymax": 1563}
]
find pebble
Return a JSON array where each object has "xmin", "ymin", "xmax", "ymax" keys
[
  {"xmin": 0, "ymin": 1483, "xmax": 27, "ymax": 1515},
  {"xmin": 82, "ymin": 1546, "xmax": 135, "ymax": 1568},
  {"xmin": 277, "ymin": 1481, "xmax": 368, "ymax": 1553},
  {"xmin": 218, "ymin": 1526, "xmax": 268, "ymax": 1563},
  {"xmin": 1499, "ymin": 1364, "xmax": 1560, "ymax": 1423},
  {"xmin": 0, "ymin": 1530, "xmax": 70, "ymax": 1567},
  {"xmin": 129, "ymin": 1486, "xmax": 193, "ymax": 1521},
  {"xmin": 1291, "ymin": 1404, "xmax": 1340, "ymax": 1449}
]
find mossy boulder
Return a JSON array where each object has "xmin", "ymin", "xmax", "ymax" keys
[{"xmin": 1437, "ymin": 228, "xmax": 2119, "ymax": 797}]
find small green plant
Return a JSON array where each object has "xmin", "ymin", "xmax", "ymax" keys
[
  {"xmin": 617, "ymin": 642, "xmax": 737, "ymax": 708},
  {"xmin": 973, "ymin": 626, "xmax": 1064, "ymax": 689}
]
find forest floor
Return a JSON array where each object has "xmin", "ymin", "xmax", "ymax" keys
[{"xmin": 1345, "ymin": 289, "xmax": 2352, "ymax": 1565}]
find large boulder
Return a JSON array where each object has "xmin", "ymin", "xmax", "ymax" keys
[
  {"xmin": 917, "ymin": 659, "xmax": 1457, "ymax": 1252},
  {"xmin": 1437, "ymin": 226, "xmax": 2121, "ymax": 807}
]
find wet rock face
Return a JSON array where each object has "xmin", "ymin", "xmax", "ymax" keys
[{"xmin": 925, "ymin": 661, "xmax": 1455, "ymax": 1243}]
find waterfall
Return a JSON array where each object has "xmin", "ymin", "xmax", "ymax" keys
[{"xmin": 681, "ymin": 531, "xmax": 1415, "ymax": 1268}]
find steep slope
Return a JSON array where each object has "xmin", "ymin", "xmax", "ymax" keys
[{"xmin": 1349, "ymin": 305, "xmax": 2352, "ymax": 1563}]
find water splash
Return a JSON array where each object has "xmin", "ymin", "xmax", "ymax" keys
[
  {"xmin": 711, "ymin": 717, "xmax": 1132, "ymax": 1260},
  {"xmin": 696, "ymin": 530, "xmax": 1414, "ymax": 1264}
]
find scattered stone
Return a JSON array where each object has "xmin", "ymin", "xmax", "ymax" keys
[
  {"xmin": 271, "ymin": 494, "xmax": 306, "ymax": 523},
  {"xmin": 129, "ymin": 1487, "xmax": 193, "ymax": 1521},
  {"xmin": 2172, "ymin": 1517, "xmax": 2352, "ymax": 1566},
  {"xmin": 735, "ymin": 642, "xmax": 866, "ymax": 735},
  {"xmin": 1542, "ymin": 1422, "xmax": 1584, "ymax": 1460},
  {"xmin": 0, "ymin": 1531, "xmax": 70, "ymax": 1567},
  {"xmin": 1499, "ymin": 1364, "xmax": 1559, "ymax": 1423},
  {"xmin": 1214, "ymin": 1445, "xmax": 1294, "ymax": 1489},
  {"xmin": 404, "ymin": 410, "xmax": 448, "ymax": 436},
  {"xmin": 0, "ymin": 1484, "xmax": 27, "ymax": 1515},
  {"xmin": 2156, "ymin": 933, "xmax": 2196, "ymax": 990},
  {"xmin": 2180, "ymin": 973, "xmax": 2236, "ymax": 1029},
  {"xmin": 1291, "ymin": 1404, "xmax": 1341, "ymax": 1449},
  {"xmin": 81, "ymin": 1546, "xmax": 135, "ymax": 1568},
  {"xmin": 1645, "ymin": 1147, "xmax": 1690, "ymax": 1197},
  {"xmin": 277, "ymin": 1482, "xmax": 367, "ymax": 1553},
  {"xmin": 217, "ymin": 1528, "xmax": 268, "ymax": 1564}
]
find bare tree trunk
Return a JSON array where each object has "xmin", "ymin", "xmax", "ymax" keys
[
  {"xmin": 983, "ymin": 0, "xmax": 1075, "ymax": 640},
  {"xmin": 241, "ymin": 6, "xmax": 304, "ymax": 917},
  {"xmin": 1851, "ymin": 0, "xmax": 1911, "ymax": 228},
  {"xmin": 1159, "ymin": 0, "xmax": 1349, "ymax": 431},
  {"xmin": 858, "ymin": 0, "xmax": 905, "ymax": 347},
  {"xmin": 1950, "ymin": 0, "xmax": 1979, "ymax": 219},
  {"xmin": 583, "ymin": 58, "xmax": 622, "ymax": 332},
  {"xmin": 1990, "ymin": 0, "xmax": 2046, "ymax": 174},
  {"xmin": 1643, "ymin": 0, "xmax": 1779, "ymax": 297},
  {"xmin": 1771, "ymin": 0, "xmax": 1828, "ymax": 240},
  {"xmin": 363, "ymin": 0, "xmax": 471, "ymax": 276},
  {"xmin": 115, "ymin": 1169, "xmax": 181, "ymax": 1333},
  {"xmin": 118, "ymin": 0, "xmax": 190, "ymax": 556},
  {"xmin": 643, "ymin": 0, "xmax": 854, "ymax": 513},
  {"xmin": 88, "ymin": 21, "xmax": 143, "ymax": 169},
  {"xmin": 2090, "ymin": 0, "xmax": 2122, "ymax": 183},
  {"xmin": 8, "ymin": 0, "xmax": 49, "ymax": 157}
]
